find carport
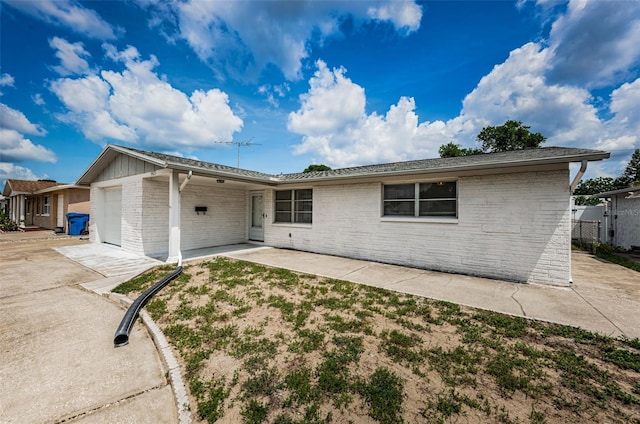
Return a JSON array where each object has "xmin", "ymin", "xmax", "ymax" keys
[{"xmin": 76, "ymin": 145, "xmax": 275, "ymax": 261}]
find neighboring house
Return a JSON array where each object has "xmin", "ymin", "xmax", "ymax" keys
[
  {"xmin": 0, "ymin": 195, "xmax": 7, "ymax": 215},
  {"xmin": 570, "ymin": 199, "xmax": 606, "ymax": 243},
  {"xmin": 1, "ymin": 179, "xmax": 90, "ymax": 232},
  {"xmin": 76, "ymin": 144, "xmax": 609, "ymax": 286},
  {"xmin": 589, "ymin": 187, "xmax": 640, "ymax": 250}
]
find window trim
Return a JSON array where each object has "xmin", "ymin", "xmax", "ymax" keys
[
  {"xmin": 42, "ymin": 195, "xmax": 51, "ymax": 216},
  {"xmin": 274, "ymin": 188, "xmax": 313, "ymax": 225},
  {"xmin": 381, "ymin": 180, "xmax": 458, "ymax": 220}
]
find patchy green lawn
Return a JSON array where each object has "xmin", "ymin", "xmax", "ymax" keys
[{"xmin": 114, "ymin": 257, "xmax": 640, "ymax": 424}]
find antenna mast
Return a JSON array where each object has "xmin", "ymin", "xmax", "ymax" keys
[{"xmin": 213, "ymin": 138, "xmax": 261, "ymax": 168}]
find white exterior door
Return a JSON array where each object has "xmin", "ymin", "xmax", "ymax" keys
[
  {"xmin": 249, "ymin": 192, "xmax": 264, "ymax": 241},
  {"xmin": 103, "ymin": 187, "xmax": 122, "ymax": 246},
  {"xmin": 56, "ymin": 194, "xmax": 64, "ymax": 227}
]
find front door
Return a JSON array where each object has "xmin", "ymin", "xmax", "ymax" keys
[
  {"xmin": 249, "ymin": 192, "xmax": 264, "ymax": 241},
  {"xmin": 56, "ymin": 194, "xmax": 64, "ymax": 227}
]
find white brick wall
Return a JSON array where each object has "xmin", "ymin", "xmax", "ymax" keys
[
  {"xmin": 89, "ymin": 186, "xmax": 100, "ymax": 244},
  {"xmin": 179, "ymin": 183, "xmax": 247, "ymax": 251},
  {"xmin": 264, "ymin": 169, "xmax": 572, "ymax": 286}
]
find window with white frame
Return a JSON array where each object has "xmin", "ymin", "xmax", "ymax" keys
[
  {"xmin": 275, "ymin": 189, "xmax": 313, "ymax": 223},
  {"xmin": 383, "ymin": 181, "xmax": 457, "ymax": 218},
  {"xmin": 43, "ymin": 196, "xmax": 51, "ymax": 216}
]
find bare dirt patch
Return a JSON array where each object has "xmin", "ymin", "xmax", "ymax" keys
[{"xmin": 114, "ymin": 257, "xmax": 640, "ymax": 424}]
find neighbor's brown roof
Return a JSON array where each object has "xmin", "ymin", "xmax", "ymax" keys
[{"xmin": 2, "ymin": 179, "xmax": 61, "ymax": 197}]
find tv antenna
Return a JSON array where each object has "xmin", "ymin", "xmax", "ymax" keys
[{"xmin": 214, "ymin": 138, "xmax": 261, "ymax": 168}]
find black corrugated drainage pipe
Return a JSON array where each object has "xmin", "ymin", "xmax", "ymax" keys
[{"xmin": 114, "ymin": 261, "xmax": 183, "ymax": 347}]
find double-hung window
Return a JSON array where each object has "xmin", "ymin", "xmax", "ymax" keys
[
  {"xmin": 383, "ymin": 181, "xmax": 457, "ymax": 218},
  {"xmin": 275, "ymin": 189, "xmax": 313, "ymax": 224},
  {"xmin": 43, "ymin": 196, "xmax": 51, "ymax": 216}
]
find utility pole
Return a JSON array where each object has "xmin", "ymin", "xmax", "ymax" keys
[{"xmin": 214, "ymin": 138, "xmax": 261, "ymax": 168}]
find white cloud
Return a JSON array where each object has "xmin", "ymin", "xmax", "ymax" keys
[
  {"xmin": 608, "ymin": 78, "xmax": 640, "ymax": 133},
  {"xmin": 0, "ymin": 162, "xmax": 41, "ymax": 181},
  {"xmin": 289, "ymin": 37, "xmax": 639, "ymax": 170},
  {"xmin": 3, "ymin": 0, "xmax": 119, "ymax": 40},
  {"xmin": 32, "ymin": 94, "xmax": 45, "ymax": 106},
  {"xmin": 546, "ymin": 0, "xmax": 640, "ymax": 87},
  {"xmin": 0, "ymin": 102, "xmax": 55, "ymax": 167},
  {"xmin": 0, "ymin": 73, "xmax": 14, "ymax": 87},
  {"xmin": 140, "ymin": 0, "xmax": 422, "ymax": 81},
  {"xmin": 0, "ymin": 129, "xmax": 56, "ymax": 163},
  {"xmin": 456, "ymin": 42, "xmax": 602, "ymax": 147},
  {"xmin": 367, "ymin": 1, "xmax": 422, "ymax": 33},
  {"xmin": 50, "ymin": 44, "xmax": 243, "ymax": 148},
  {"xmin": 0, "ymin": 103, "xmax": 47, "ymax": 136},
  {"xmin": 289, "ymin": 61, "xmax": 447, "ymax": 167},
  {"xmin": 51, "ymin": 74, "xmax": 111, "ymax": 114},
  {"xmin": 289, "ymin": 61, "xmax": 365, "ymax": 136},
  {"xmin": 258, "ymin": 83, "xmax": 290, "ymax": 107},
  {"xmin": 595, "ymin": 78, "xmax": 640, "ymax": 152},
  {"xmin": 49, "ymin": 37, "xmax": 92, "ymax": 76}
]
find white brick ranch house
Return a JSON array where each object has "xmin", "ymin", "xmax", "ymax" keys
[{"xmin": 76, "ymin": 145, "xmax": 609, "ymax": 286}]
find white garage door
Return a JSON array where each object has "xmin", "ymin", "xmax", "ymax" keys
[{"xmin": 103, "ymin": 188, "xmax": 122, "ymax": 246}]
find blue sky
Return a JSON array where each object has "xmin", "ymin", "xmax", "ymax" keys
[{"xmin": 1, "ymin": 0, "xmax": 639, "ymax": 186}]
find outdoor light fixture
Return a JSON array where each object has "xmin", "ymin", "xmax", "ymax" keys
[{"xmin": 436, "ymin": 181, "xmax": 445, "ymax": 186}]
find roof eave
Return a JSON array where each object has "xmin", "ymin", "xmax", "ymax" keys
[
  {"xmin": 167, "ymin": 163, "xmax": 278, "ymax": 186},
  {"xmin": 588, "ymin": 186, "xmax": 640, "ymax": 198},
  {"xmin": 76, "ymin": 144, "xmax": 168, "ymax": 185},
  {"xmin": 279, "ymin": 151, "xmax": 611, "ymax": 184},
  {"xmin": 34, "ymin": 184, "xmax": 89, "ymax": 194}
]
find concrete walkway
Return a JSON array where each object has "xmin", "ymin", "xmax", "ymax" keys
[{"xmin": 223, "ymin": 247, "xmax": 640, "ymax": 339}]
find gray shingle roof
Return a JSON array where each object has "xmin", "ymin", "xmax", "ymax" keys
[
  {"xmin": 79, "ymin": 145, "xmax": 609, "ymax": 186},
  {"xmin": 123, "ymin": 146, "xmax": 275, "ymax": 180},
  {"xmin": 279, "ymin": 147, "xmax": 610, "ymax": 181}
]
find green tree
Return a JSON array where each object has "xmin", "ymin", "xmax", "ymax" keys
[
  {"xmin": 437, "ymin": 120, "xmax": 545, "ymax": 158},
  {"xmin": 618, "ymin": 148, "xmax": 640, "ymax": 187},
  {"xmin": 573, "ymin": 177, "xmax": 616, "ymax": 206},
  {"xmin": 438, "ymin": 142, "xmax": 483, "ymax": 158},
  {"xmin": 303, "ymin": 164, "xmax": 331, "ymax": 173},
  {"xmin": 476, "ymin": 120, "xmax": 546, "ymax": 152}
]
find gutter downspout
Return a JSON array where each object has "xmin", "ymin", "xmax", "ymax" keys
[
  {"xmin": 570, "ymin": 160, "xmax": 588, "ymax": 194},
  {"xmin": 568, "ymin": 159, "xmax": 588, "ymax": 286},
  {"xmin": 179, "ymin": 170, "xmax": 192, "ymax": 193}
]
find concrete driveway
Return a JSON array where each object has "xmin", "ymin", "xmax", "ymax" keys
[{"xmin": 0, "ymin": 232, "xmax": 177, "ymax": 423}]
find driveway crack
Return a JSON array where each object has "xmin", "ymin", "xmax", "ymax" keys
[{"xmin": 54, "ymin": 384, "xmax": 169, "ymax": 423}]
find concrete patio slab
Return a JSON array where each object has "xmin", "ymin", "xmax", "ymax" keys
[{"xmin": 55, "ymin": 243, "xmax": 162, "ymax": 277}]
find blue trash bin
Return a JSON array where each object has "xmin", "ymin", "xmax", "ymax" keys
[{"xmin": 66, "ymin": 213, "xmax": 90, "ymax": 236}]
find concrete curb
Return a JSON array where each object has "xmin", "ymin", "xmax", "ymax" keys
[{"xmin": 109, "ymin": 293, "xmax": 192, "ymax": 424}]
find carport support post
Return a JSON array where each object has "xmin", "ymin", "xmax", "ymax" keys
[{"xmin": 167, "ymin": 170, "xmax": 181, "ymax": 263}]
